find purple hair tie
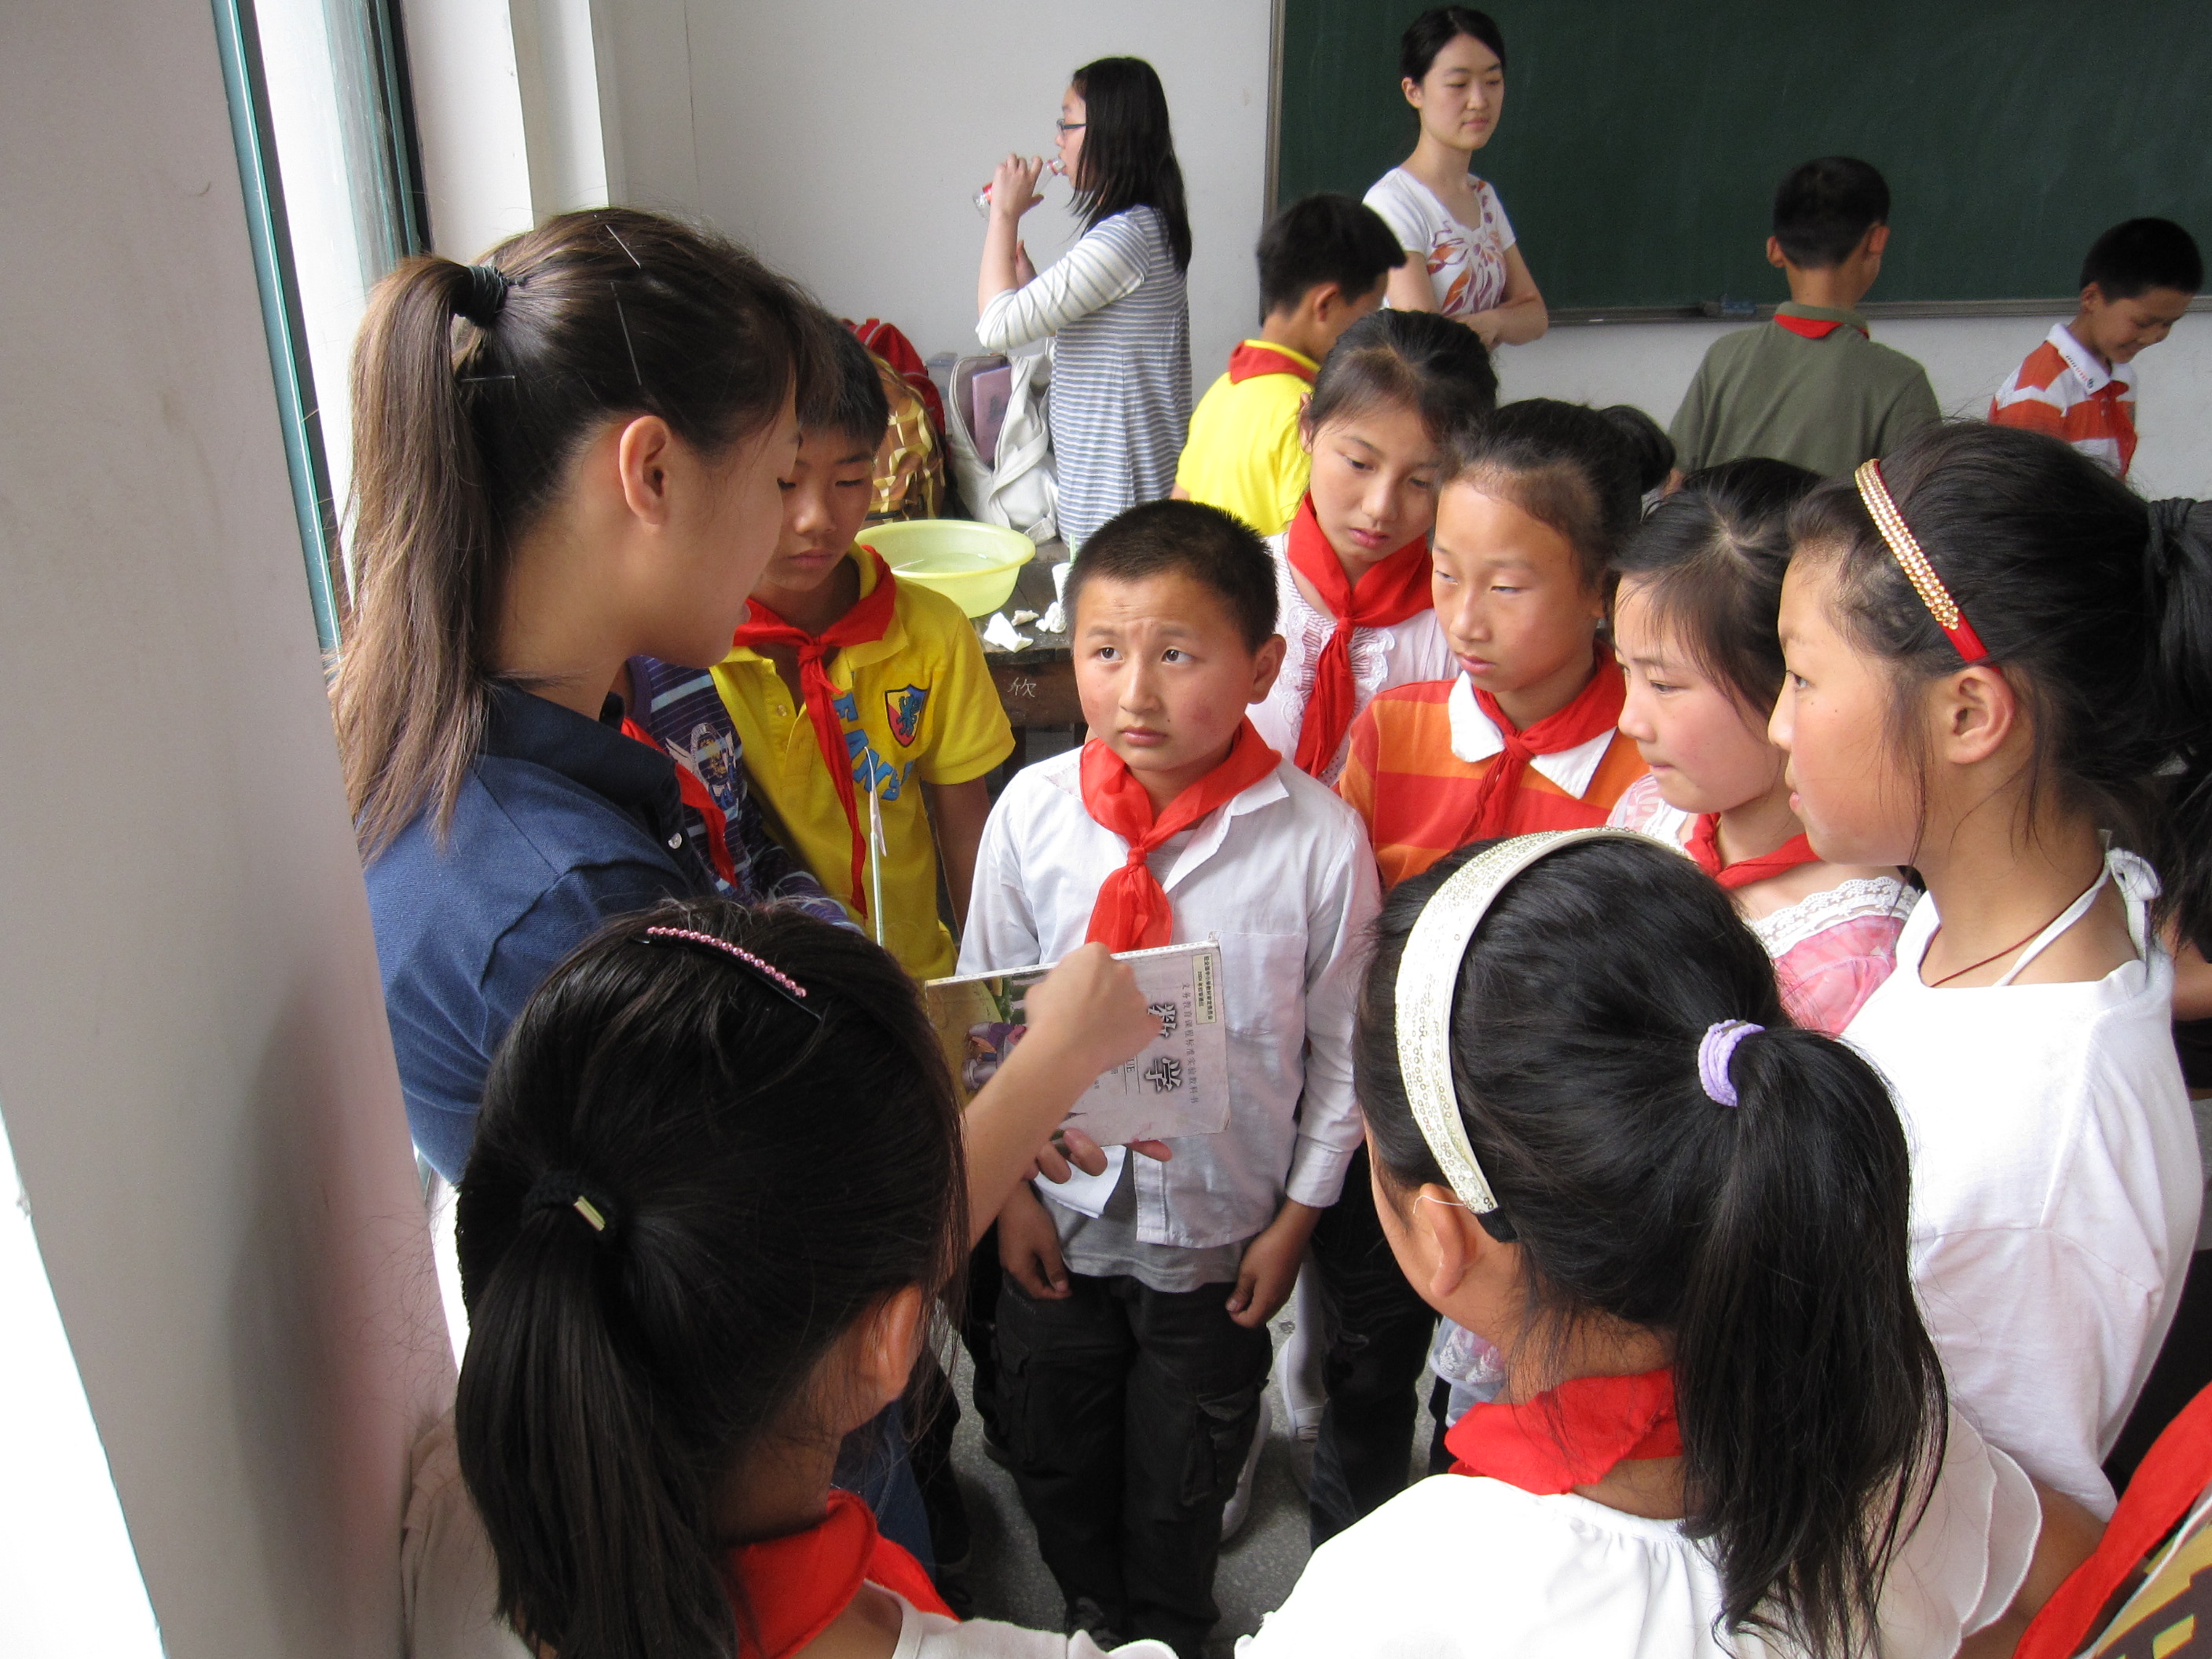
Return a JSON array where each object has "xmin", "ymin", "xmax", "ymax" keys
[
  {"xmin": 641, "ymin": 925, "xmax": 820, "ymax": 1020},
  {"xmin": 1697, "ymin": 1020, "xmax": 1763, "ymax": 1108}
]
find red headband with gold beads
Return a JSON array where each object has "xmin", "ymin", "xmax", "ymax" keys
[{"xmin": 1852, "ymin": 460, "xmax": 1991, "ymax": 666}]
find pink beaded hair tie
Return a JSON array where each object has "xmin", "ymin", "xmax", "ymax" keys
[{"xmin": 642, "ymin": 925, "xmax": 820, "ymax": 1020}]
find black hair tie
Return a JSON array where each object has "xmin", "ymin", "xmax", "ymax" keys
[
  {"xmin": 524, "ymin": 1168, "xmax": 621, "ymax": 1243},
  {"xmin": 456, "ymin": 262, "xmax": 512, "ymax": 328}
]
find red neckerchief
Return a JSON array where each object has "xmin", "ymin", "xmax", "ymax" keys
[
  {"xmin": 1284, "ymin": 494, "xmax": 1433, "ymax": 776},
  {"xmin": 621, "ymin": 717, "xmax": 737, "ymax": 888},
  {"xmin": 1227, "ymin": 339, "xmax": 1317, "ymax": 385},
  {"xmin": 1459, "ymin": 653, "xmax": 1627, "ymax": 841},
  {"xmin": 1686, "ymin": 815, "xmax": 1821, "ymax": 891},
  {"xmin": 729, "ymin": 549, "xmax": 899, "ymax": 914},
  {"xmin": 724, "ymin": 1489, "xmax": 953, "ymax": 1659},
  {"xmin": 1446, "ymin": 1368, "xmax": 1683, "ymax": 1496},
  {"xmin": 1772, "ymin": 313, "xmax": 1869, "ymax": 342},
  {"xmin": 1079, "ymin": 720, "xmax": 1282, "ymax": 951}
]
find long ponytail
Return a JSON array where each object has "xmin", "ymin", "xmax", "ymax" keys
[
  {"xmin": 455, "ymin": 899, "xmax": 965, "ymax": 1658},
  {"xmin": 1357, "ymin": 835, "xmax": 1945, "ymax": 1657},
  {"xmin": 335, "ymin": 208, "xmax": 828, "ymax": 854},
  {"xmin": 1790, "ymin": 420, "xmax": 2212, "ymax": 954}
]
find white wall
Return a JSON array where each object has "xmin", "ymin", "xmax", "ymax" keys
[
  {"xmin": 602, "ymin": 0, "xmax": 1276, "ymax": 384},
  {"xmin": 1503, "ymin": 312, "xmax": 2212, "ymax": 498},
  {"xmin": 0, "ymin": 2, "xmax": 452, "ymax": 1655}
]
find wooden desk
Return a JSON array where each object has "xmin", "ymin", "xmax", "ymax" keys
[{"xmin": 977, "ymin": 544, "xmax": 1081, "ymax": 747}]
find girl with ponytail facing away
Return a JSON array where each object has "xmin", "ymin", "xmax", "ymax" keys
[
  {"xmin": 1775, "ymin": 423, "xmax": 2210, "ymax": 1517},
  {"xmin": 1245, "ymin": 832, "xmax": 2097, "ymax": 1659},
  {"xmin": 444, "ymin": 899, "xmax": 1166, "ymax": 1659}
]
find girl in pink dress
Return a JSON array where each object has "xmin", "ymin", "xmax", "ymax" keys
[{"xmin": 1608, "ymin": 460, "xmax": 1909, "ymax": 1033}]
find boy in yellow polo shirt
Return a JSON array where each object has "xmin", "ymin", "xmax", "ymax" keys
[
  {"xmin": 1173, "ymin": 194, "xmax": 1403, "ymax": 536},
  {"xmin": 720, "ymin": 328, "xmax": 1013, "ymax": 979}
]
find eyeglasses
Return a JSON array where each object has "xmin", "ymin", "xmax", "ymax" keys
[{"xmin": 1055, "ymin": 120, "xmax": 1086, "ymax": 135}]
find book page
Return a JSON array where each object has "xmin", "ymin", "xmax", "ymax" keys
[{"xmin": 925, "ymin": 942, "xmax": 1230, "ymax": 1145}]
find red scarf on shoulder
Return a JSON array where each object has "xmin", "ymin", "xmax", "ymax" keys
[
  {"xmin": 1227, "ymin": 339, "xmax": 1318, "ymax": 385},
  {"xmin": 621, "ymin": 718, "xmax": 736, "ymax": 889},
  {"xmin": 1458, "ymin": 653, "xmax": 1626, "ymax": 843},
  {"xmin": 1284, "ymin": 495, "xmax": 1433, "ymax": 776},
  {"xmin": 723, "ymin": 1489, "xmax": 951, "ymax": 1658},
  {"xmin": 1446, "ymin": 1368, "xmax": 1683, "ymax": 1495},
  {"xmin": 728, "ymin": 549, "xmax": 899, "ymax": 914},
  {"xmin": 1686, "ymin": 815, "xmax": 1820, "ymax": 890},
  {"xmin": 1079, "ymin": 720, "xmax": 1282, "ymax": 952}
]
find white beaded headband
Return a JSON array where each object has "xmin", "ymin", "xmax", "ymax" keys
[{"xmin": 1393, "ymin": 829, "xmax": 1636, "ymax": 1214}]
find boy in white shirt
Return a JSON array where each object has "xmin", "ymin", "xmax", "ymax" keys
[{"xmin": 963, "ymin": 500, "xmax": 1379, "ymax": 1658}]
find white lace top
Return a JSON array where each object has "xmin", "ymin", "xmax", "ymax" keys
[{"xmin": 1248, "ymin": 538, "xmax": 1456, "ymax": 786}]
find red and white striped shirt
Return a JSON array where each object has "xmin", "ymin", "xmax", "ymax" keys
[{"xmin": 1987, "ymin": 323, "xmax": 2137, "ymax": 477}]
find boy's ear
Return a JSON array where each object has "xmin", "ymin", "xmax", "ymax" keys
[
  {"xmin": 1248, "ymin": 632, "xmax": 1288, "ymax": 704},
  {"xmin": 2079, "ymin": 280, "xmax": 2109, "ymax": 313},
  {"xmin": 1765, "ymin": 235, "xmax": 1789, "ymax": 272},
  {"xmin": 1306, "ymin": 280, "xmax": 1345, "ymax": 323},
  {"xmin": 1862, "ymin": 223, "xmax": 1892, "ymax": 261}
]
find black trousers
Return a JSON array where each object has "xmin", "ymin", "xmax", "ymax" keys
[
  {"xmin": 1306, "ymin": 1144, "xmax": 1439, "ymax": 1547},
  {"xmin": 994, "ymin": 1269, "xmax": 1273, "ymax": 1658}
]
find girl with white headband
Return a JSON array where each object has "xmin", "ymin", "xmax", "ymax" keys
[
  {"xmin": 1774, "ymin": 423, "xmax": 2210, "ymax": 1519},
  {"xmin": 1243, "ymin": 830, "xmax": 2096, "ymax": 1659}
]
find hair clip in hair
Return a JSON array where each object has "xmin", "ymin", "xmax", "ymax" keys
[
  {"xmin": 1396, "ymin": 830, "xmax": 1638, "ymax": 1225},
  {"xmin": 1696, "ymin": 1020, "xmax": 1762, "ymax": 1108},
  {"xmin": 1853, "ymin": 460, "xmax": 1991, "ymax": 666},
  {"xmin": 641, "ymin": 925, "xmax": 822, "ymax": 1020},
  {"xmin": 525, "ymin": 1170, "xmax": 620, "ymax": 1241}
]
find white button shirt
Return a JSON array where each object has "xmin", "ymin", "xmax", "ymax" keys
[{"xmin": 961, "ymin": 749, "xmax": 1381, "ymax": 1249}]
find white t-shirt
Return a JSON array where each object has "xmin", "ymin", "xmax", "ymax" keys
[
  {"xmin": 1363, "ymin": 167, "xmax": 1517, "ymax": 320},
  {"xmin": 1239, "ymin": 1406, "xmax": 2036, "ymax": 1658},
  {"xmin": 1247, "ymin": 537, "xmax": 1456, "ymax": 786},
  {"xmin": 1844, "ymin": 848, "xmax": 2202, "ymax": 1518}
]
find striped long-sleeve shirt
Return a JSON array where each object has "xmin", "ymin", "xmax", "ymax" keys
[
  {"xmin": 979, "ymin": 205, "xmax": 1191, "ymax": 551},
  {"xmin": 1987, "ymin": 323, "xmax": 2138, "ymax": 477}
]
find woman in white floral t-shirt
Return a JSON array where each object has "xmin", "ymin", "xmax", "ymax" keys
[{"xmin": 1364, "ymin": 7, "xmax": 1547, "ymax": 350}]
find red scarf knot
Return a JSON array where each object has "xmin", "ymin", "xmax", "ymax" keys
[
  {"xmin": 1457, "ymin": 652, "xmax": 1626, "ymax": 843},
  {"xmin": 1284, "ymin": 494, "xmax": 1434, "ymax": 777},
  {"xmin": 723, "ymin": 1489, "xmax": 951, "ymax": 1658},
  {"xmin": 1686, "ymin": 815, "xmax": 1821, "ymax": 890},
  {"xmin": 730, "ymin": 548, "xmax": 899, "ymax": 914},
  {"xmin": 1227, "ymin": 339, "xmax": 1318, "ymax": 385},
  {"xmin": 1446, "ymin": 1368, "xmax": 1683, "ymax": 1496},
  {"xmin": 1079, "ymin": 720, "xmax": 1283, "ymax": 952}
]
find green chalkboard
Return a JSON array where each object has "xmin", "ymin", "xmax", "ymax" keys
[{"xmin": 1276, "ymin": 0, "xmax": 2212, "ymax": 314}]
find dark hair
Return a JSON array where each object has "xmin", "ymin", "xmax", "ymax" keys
[
  {"xmin": 1257, "ymin": 193, "xmax": 1406, "ymax": 319},
  {"xmin": 804, "ymin": 326, "xmax": 892, "ymax": 447},
  {"xmin": 1790, "ymin": 421, "xmax": 2212, "ymax": 954},
  {"xmin": 1302, "ymin": 308, "xmax": 1497, "ymax": 443},
  {"xmin": 1071, "ymin": 57, "xmax": 1192, "ymax": 273},
  {"xmin": 2082, "ymin": 217, "xmax": 2204, "ymax": 301},
  {"xmin": 1612, "ymin": 458, "xmax": 1821, "ymax": 712},
  {"xmin": 1359, "ymin": 835, "xmax": 1946, "ymax": 1658},
  {"xmin": 335, "ymin": 207, "xmax": 830, "ymax": 854},
  {"xmin": 1401, "ymin": 5, "xmax": 1507, "ymax": 80},
  {"xmin": 1439, "ymin": 399, "xmax": 1671, "ymax": 588},
  {"xmin": 1772, "ymin": 158, "xmax": 1891, "ymax": 270},
  {"xmin": 1065, "ymin": 499, "xmax": 1278, "ymax": 650},
  {"xmin": 454, "ymin": 897, "xmax": 965, "ymax": 1659}
]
